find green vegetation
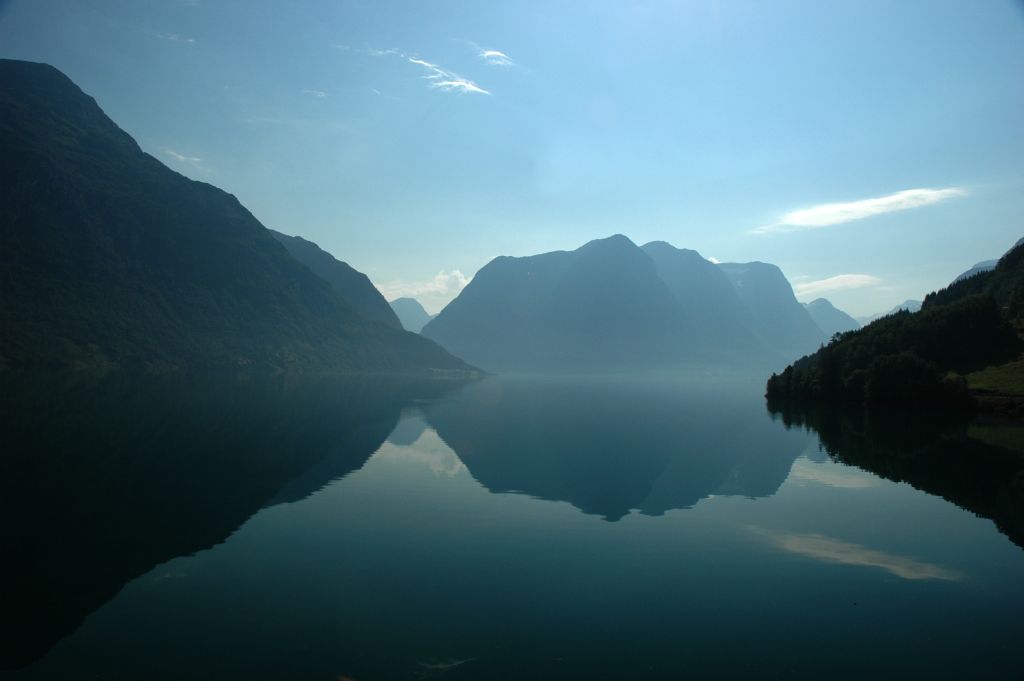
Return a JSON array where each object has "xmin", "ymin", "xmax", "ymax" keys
[
  {"xmin": 766, "ymin": 241, "xmax": 1024, "ymax": 410},
  {"xmin": 968, "ymin": 358, "xmax": 1024, "ymax": 396}
]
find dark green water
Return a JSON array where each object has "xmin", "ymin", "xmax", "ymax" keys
[{"xmin": 2, "ymin": 373, "xmax": 1023, "ymax": 680}]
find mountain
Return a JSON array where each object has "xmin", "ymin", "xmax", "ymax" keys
[
  {"xmin": 954, "ymin": 260, "xmax": 998, "ymax": 284},
  {"xmin": 268, "ymin": 229, "xmax": 400, "ymax": 328},
  {"xmin": 855, "ymin": 299, "xmax": 922, "ymax": 326},
  {"xmin": 0, "ymin": 59, "xmax": 469, "ymax": 373},
  {"xmin": 803, "ymin": 298, "xmax": 860, "ymax": 338},
  {"xmin": 950, "ymin": 237, "xmax": 1024, "ymax": 284},
  {"xmin": 767, "ymin": 242, "xmax": 1024, "ymax": 409},
  {"xmin": 422, "ymin": 235, "xmax": 828, "ymax": 372},
  {"xmin": 717, "ymin": 262, "xmax": 827, "ymax": 361},
  {"xmin": 640, "ymin": 241, "xmax": 765, "ymax": 357},
  {"xmin": 422, "ymin": 235, "xmax": 696, "ymax": 372},
  {"xmin": 390, "ymin": 297, "xmax": 433, "ymax": 333}
]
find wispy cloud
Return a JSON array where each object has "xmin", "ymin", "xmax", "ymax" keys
[
  {"xmin": 375, "ymin": 270, "xmax": 471, "ymax": 314},
  {"xmin": 407, "ymin": 57, "xmax": 490, "ymax": 94},
  {"xmin": 753, "ymin": 527, "xmax": 963, "ymax": 581},
  {"xmin": 479, "ymin": 48, "xmax": 514, "ymax": 67},
  {"xmin": 752, "ymin": 187, "xmax": 966, "ymax": 235},
  {"xmin": 164, "ymin": 148, "xmax": 202, "ymax": 165},
  {"xmin": 362, "ymin": 46, "xmax": 490, "ymax": 95},
  {"xmin": 792, "ymin": 274, "xmax": 881, "ymax": 298},
  {"xmin": 301, "ymin": 89, "xmax": 328, "ymax": 99},
  {"xmin": 158, "ymin": 32, "xmax": 195, "ymax": 43}
]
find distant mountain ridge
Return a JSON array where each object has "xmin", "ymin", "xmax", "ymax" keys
[
  {"xmin": 803, "ymin": 298, "xmax": 860, "ymax": 338},
  {"xmin": 422, "ymin": 235, "xmax": 824, "ymax": 372},
  {"xmin": 423, "ymin": 235, "xmax": 697, "ymax": 372},
  {"xmin": 0, "ymin": 59, "xmax": 470, "ymax": 373},
  {"xmin": 390, "ymin": 297, "xmax": 433, "ymax": 333},
  {"xmin": 856, "ymin": 299, "xmax": 922, "ymax": 326},
  {"xmin": 717, "ymin": 261, "xmax": 826, "ymax": 360},
  {"xmin": 951, "ymin": 237, "xmax": 1024, "ymax": 284}
]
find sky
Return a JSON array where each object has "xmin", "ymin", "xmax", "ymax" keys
[{"xmin": 1, "ymin": 0, "xmax": 1022, "ymax": 315}]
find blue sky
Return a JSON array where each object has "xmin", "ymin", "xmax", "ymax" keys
[{"xmin": 2, "ymin": 0, "xmax": 1022, "ymax": 314}]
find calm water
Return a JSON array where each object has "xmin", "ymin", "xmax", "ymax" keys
[{"xmin": 2, "ymin": 373, "xmax": 1023, "ymax": 680}]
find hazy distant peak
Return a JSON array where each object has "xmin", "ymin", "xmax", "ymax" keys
[
  {"xmin": 856, "ymin": 299, "xmax": 922, "ymax": 325},
  {"xmin": 578, "ymin": 234, "xmax": 637, "ymax": 252},
  {"xmin": 641, "ymin": 241, "xmax": 708, "ymax": 262},
  {"xmin": 717, "ymin": 261, "xmax": 791, "ymax": 291},
  {"xmin": 389, "ymin": 297, "xmax": 432, "ymax": 333},
  {"xmin": 803, "ymin": 298, "xmax": 860, "ymax": 337}
]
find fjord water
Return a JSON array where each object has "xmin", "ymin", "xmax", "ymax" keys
[{"xmin": 3, "ymin": 374, "xmax": 1023, "ymax": 680}]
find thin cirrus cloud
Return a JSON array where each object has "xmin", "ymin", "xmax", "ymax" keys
[
  {"xmin": 479, "ymin": 48, "xmax": 514, "ymax": 67},
  {"xmin": 792, "ymin": 274, "xmax": 881, "ymax": 298},
  {"xmin": 364, "ymin": 46, "xmax": 491, "ymax": 95},
  {"xmin": 752, "ymin": 187, "xmax": 966, "ymax": 235},
  {"xmin": 407, "ymin": 57, "xmax": 490, "ymax": 95},
  {"xmin": 164, "ymin": 148, "xmax": 201, "ymax": 165}
]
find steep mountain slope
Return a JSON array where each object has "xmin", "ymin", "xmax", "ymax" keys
[
  {"xmin": 803, "ymin": 298, "xmax": 860, "ymax": 338},
  {"xmin": 0, "ymin": 59, "xmax": 468, "ymax": 373},
  {"xmin": 641, "ymin": 241, "xmax": 764, "ymax": 358},
  {"xmin": 422, "ymin": 235, "xmax": 694, "ymax": 372},
  {"xmin": 268, "ymin": 229, "xmax": 400, "ymax": 328},
  {"xmin": 390, "ymin": 297, "xmax": 433, "ymax": 333},
  {"xmin": 718, "ymin": 262, "xmax": 826, "ymax": 361}
]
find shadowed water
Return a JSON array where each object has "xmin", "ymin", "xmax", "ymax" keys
[{"xmin": 2, "ymin": 373, "xmax": 1023, "ymax": 680}]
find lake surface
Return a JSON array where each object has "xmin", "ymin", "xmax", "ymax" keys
[{"xmin": 2, "ymin": 373, "xmax": 1023, "ymax": 680}]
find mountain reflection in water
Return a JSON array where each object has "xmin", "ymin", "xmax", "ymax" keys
[{"xmin": 2, "ymin": 374, "xmax": 1023, "ymax": 680}]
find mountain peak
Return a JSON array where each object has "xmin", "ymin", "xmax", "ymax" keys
[
  {"xmin": 578, "ymin": 234, "xmax": 637, "ymax": 252},
  {"xmin": 390, "ymin": 297, "xmax": 433, "ymax": 333},
  {"xmin": 0, "ymin": 60, "xmax": 468, "ymax": 372}
]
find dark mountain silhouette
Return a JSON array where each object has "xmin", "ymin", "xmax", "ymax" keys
[
  {"xmin": 390, "ymin": 297, "xmax": 433, "ymax": 333},
  {"xmin": 423, "ymin": 378, "xmax": 810, "ymax": 520},
  {"xmin": 767, "ymin": 241, "xmax": 1024, "ymax": 408},
  {"xmin": 0, "ymin": 59, "xmax": 468, "ymax": 373},
  {"xmin": 0, "ymin": 371, "xmax": 468, "ymax": 670},
  {"xmin": 268, "ymin": 229, "xmax": 400, "ymax": 328},
  {"xmin": 856, "ymin": 299, "xmax": 922, "ymax": 326},
  {"xmin": 640, "ymin": 241, "xmax": 766, "ymax": 358},
  {"xmin": 717, "ymin": 261, "xmax": 826, "ymax": 361},
  {"xmin": 803, "ymin": 298, "xmax": 860, "ymax": 338},
  {"xmin": 422, "ymin": 235, "xmax": 697, "ymax": 372}
]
